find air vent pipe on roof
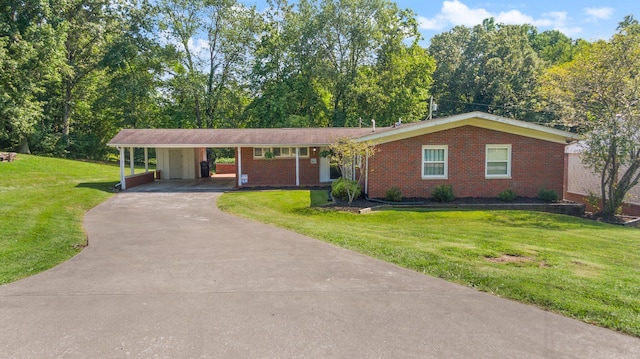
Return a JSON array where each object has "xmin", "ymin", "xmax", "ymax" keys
[{"xmin": 372, "ymin": 119, "xmax": 376, "ymax": 132}]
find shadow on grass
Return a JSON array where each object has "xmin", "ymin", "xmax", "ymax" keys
[{"xmin": 76, "ymin": 182, "xmax": 119, "ymax": 193}]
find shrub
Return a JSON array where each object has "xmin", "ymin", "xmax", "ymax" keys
[
  {"xmin": 385, "ymin": 187, "xmax": 402, "ymax": 202},
  {"xmin": 331, "ymin": 178, "xmax": 361, "ymax": 201},
  {"xmin": 432, "ymin": 184, "xmax": 454, "ymax": 202},
  {"xmin": 538, "ymin": 188, "xmax": 559, "ymax": 203},
  {"xmin": 498, "ymin": 189, "xmax": 517, "ymax": 202}
]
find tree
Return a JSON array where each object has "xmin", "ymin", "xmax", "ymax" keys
[
  {"xmin": 429, "ymin": 19, "xmax": 546, "ymax": 121},
  {"xmin": 328, "ymin": 137, "xmax": 377, "ymax": 205},
  {"xmin": 540, "ymin": 18, "xmax": 640, "ymax": 219},
  {"xmin": 0, "ymin": 0, "xmax": 62, "ymax": 153}
]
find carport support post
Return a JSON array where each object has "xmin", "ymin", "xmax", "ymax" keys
[
  {"xmin": 237, "ymin": 146, "xmax": 242, "ymax": 187},
  {"xmin": 295, "ymin": 147, "xmax": 300, "ymax": 186},
  {"xmin": 144, "ymin": 148, "xmax": 149, "ymax": 173},
  {"xmin": 119, "ymin": 147, "xmax": 126, "ymax": 190},
  {"xmin": 129, "ymin": 147, "xmax": 134, "ymax": 175}
]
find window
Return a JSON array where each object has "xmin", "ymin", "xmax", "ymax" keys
[
  {"xmin": 253, "ymin": 147, "xmax": 310, "ymax": 159},
  {"xmin": 422, "ymin": 145, "xmax": 448, "ymax": 179},
  {"xmin": 486, "ymin": 145, "xmax": 511, "ymax": 178}
]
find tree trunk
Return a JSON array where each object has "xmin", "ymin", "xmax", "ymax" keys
[
  {"xmin": 63, "ymin": 78, "xmax": 72, "ymax": 145},
  {"xmin": 19, "ymin": 136, "xmax": 31, "ymax": 154}
]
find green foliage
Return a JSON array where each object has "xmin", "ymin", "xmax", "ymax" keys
[
  {"xmin": 537, "ymin": 188, "xmax": 559, "ymax": 203},
  {"xmin": 331, "ymin": 178, "xmax": 361, "ymax": 202},
  {"xmin": 385, "ymin": 187, "xmax": 402, "ymax": 202},
  {"xmin": 540, "ymin": 22, "xmax": 640, "ymax": 219},
  {"xmin": 219, "ymin": 190, "xmax": 640, "ymax": 337},
  {"xmin": 428, "ymin": 21, "xmax": 546, "ymax": 121},
  {"xmin": 431, "ymin": 184, "xmax": 454, "ymax": 202},
  {"xmin": 498, "ymin": 189, "xmax": 517, "ymax": 202},
  {"xmin": 215, "ymin": 157, "xmax": 236, "ymax": 164}
]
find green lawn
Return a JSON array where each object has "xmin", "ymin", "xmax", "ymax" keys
[
  {"xmin": 0, "ymin": 155, "xmax": 120, "ymax": 284},
  {"xmin": 218, "ymin": 190, "xmax": 640, "ymax": 337}
]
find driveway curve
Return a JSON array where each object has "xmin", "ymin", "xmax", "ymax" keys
[{"xmin": 1, "ymin": 191, "xmax": 639, "ymax": 358}]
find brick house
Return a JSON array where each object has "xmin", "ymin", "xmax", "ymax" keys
[{"xmin": 108, "ymin": 111, "xmax": 578, "ymax": 198}]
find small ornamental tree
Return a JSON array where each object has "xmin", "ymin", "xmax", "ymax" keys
[
  {"xmin": 328, "ymin": 137, "xmax": 377, "ymax": 205},
  {"xmin": 540, "ymin": 19, "xmax": 640, "ymax": 219}
]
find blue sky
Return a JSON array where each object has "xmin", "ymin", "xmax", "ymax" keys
[{"xmin": 244, "ymin": 0, "xmax": 639, "ymax": 43}]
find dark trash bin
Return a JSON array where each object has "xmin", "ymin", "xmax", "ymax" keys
[{"xmin": 200, "ymin": 161, "xmax": 210, "ymax": 178}]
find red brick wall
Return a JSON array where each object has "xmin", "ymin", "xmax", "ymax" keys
[
  {"xmin": 239, "ymin": 147, "xmax": 322, "ymax": 186},
  {"xmin": 215, "ymin": 163, "xmax": 236, "ymax": 174},
  {"xmin": 367, "ymin": 126, "xmax": 566, "ymax": 199},
  {"xmin": 125, "ymin": 172, "xmax": 155, "ymax": 189}
]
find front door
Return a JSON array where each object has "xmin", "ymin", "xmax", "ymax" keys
[{"xmin": 319, "ymin": 149, "xmax": 340, "ymax": 182}]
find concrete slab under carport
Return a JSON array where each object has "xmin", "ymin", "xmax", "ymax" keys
[
  {"xmin": 0, "ymin": 191, "xmax": 638, "ymax": 358},
  {"xmin": 126, "ymin": 174, "xmax": 236, "ymax": 192}
]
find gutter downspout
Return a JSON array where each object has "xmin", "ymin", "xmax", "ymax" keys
[{"xmin": 365, "ymin": 156, "xmax": 369, "ymax": 196}]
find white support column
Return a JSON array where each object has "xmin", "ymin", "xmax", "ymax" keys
[
  {"xmin": 295, "ymin": 147, "xmax": 300, "ymax": 186},
  {"xmin": 237, "ymin": 147, "xmax": 242, "ymax": 187},
  {"xmin": 129, "ymin": 147, "xmax": 134, "ymax": 175},
  {"xmin": 119, "ymin": 147, "xmax": 126, "ymax": 190},
  {"xmin": 144, "ymin": 148, "xmax": 149, "ymax": 173}
]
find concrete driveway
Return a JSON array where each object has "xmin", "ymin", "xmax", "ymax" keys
[{"xmin": 1, "ymin": 190, "xmax": 639, "ymax": 358}]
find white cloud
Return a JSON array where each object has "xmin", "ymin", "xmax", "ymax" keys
[
  {"xmin": 584, "ymin": 7, "xmax": 614, "ymax": 22},
  {"xmin": 418, "ymin": 1, "xmax": 583, "ymax": 37}
]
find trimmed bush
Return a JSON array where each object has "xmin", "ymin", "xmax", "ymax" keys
[
  {"xmin": 432, "ymin": 184, "xmax": 454, "ymax": 202},
  {"xmin": 538, "ymin": 188, "xmax": 559, "ymax": 203},
  {"xmin": 385, "ymin": 187, "xmax": 402, "ymax": 202},
  {"xmin": 498, "ymin": 189, "xmax": 517, "ymax": 202},
  {"xmin": 331, "ymin": 178, "xmax": 361, "ymax": 201}
]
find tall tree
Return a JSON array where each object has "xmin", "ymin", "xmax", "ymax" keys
[
  {"xmin": 51, "ymin": 0, "xmax": 123, "ymax": 146},
  {"xmin": 429, "ymin": 19, "xmax": 545, "ymax": 121},
  {"xmin": 540, "ymin": 18, "xmax": 640, "ymax": 219},
  {"xmin": 0, "ymin": 0, "xmax": 62, "ymax": 153}
]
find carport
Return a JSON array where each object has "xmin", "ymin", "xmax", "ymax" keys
[{"xmin": 107, "ymin": 127, "xmax": 378, "ymax": 190}]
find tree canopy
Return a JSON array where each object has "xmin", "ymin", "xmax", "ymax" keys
[
  {"xmin": 539, "ymin": 19, "xmax": 640, "ymax": 219},
  {"xmin": 1, "ymin": 0, "xmax": 637, "ymax": 168}
]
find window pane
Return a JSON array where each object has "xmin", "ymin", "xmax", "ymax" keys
[
  {"xmin": 487, "ymin": 148, "xmax": 508, "ymax": 161},
  {"xmin": 424, "ymin": 163, "xmax": 444, "ymax": 176},
  {"xmin": 273, "ymin": 148, "xmax": 281, "ymax": 156},
  {"xmin": 254, "ymin": 148, "xmax": 262, "ymax": 157},
  {"xmin": 299, "ymin": 147, "xmax": 308, "ymax": 156},
  {"xmin": 487, "ymin": 162, "xmax": 508, "ymax": 175},
  {"xmin": 424, "ymin": 149, "xmax": 444, "ymax": 161},
  {"xmin": 281, "ymin": 147, "xmax": 290, "ymax": 156}
]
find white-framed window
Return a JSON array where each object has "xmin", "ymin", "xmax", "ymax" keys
[
  {"xmin": 253, "ymin": 147, "xmax": 310, "ymax": 159},
  {"xmin": 486, "ymin": 144, "xmax": 511, "ymax": 178},
  {"xmin": 422, "ymin": 145, "xmax": 448, "ymax": 179}
]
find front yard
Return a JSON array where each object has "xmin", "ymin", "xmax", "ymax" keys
[{"xmin": 218, "ymin": 190, "xmax": 640, "ymax": 337}]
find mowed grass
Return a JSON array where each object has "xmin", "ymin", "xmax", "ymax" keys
[
  {"xmin": 0, "ymin": 155, "xmax": 120, "ymax": 284},
  {"xmin": 218, "ymin": 190, "xmax": 640, "ymax": 337}
]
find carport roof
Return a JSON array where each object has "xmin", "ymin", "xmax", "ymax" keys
[{"xmin": 107, "ymin": 127, "xmax": 389, "ymax": 148}]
